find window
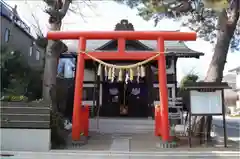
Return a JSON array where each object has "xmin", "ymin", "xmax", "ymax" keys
[
  {"xmin": 29, "ymin": 46, "xmax": 33, "ymax": 56},
  {"xmin": 4, "ymin": 28, "xmax": 10, "ymax": 42},
  {"xmin": 36, "ymin": 50, "xmax": 40, "ymax": 60}
]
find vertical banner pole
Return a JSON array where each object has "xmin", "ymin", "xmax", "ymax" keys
[
  {"xmin": 221, "ymin": 90, "xmax": 227, "ymax": 147},
  {"xmin": 157, "ymin": 37, "xmax": 170, "ymax": 142},
  {"xmin": 72, "ymin": 37, "xmax": 86, "ymax": 141}
]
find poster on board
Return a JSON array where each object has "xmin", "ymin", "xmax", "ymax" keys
[{"xmin": 190, "ymin": 90, "xmax": 222, "ymax": 114}]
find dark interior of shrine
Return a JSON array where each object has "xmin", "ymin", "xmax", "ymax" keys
[{"xmin": 100, "ymin": 77, "xmax": 149, "ymax": 118}]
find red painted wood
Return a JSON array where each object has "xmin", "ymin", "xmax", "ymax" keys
[
  {"xmin": 72, "ymin": 37, "xmax": 86, "ymax": 141},
  {"xmin": 47, "ymin": 31, "xmax": 196, "ymax": 41},
  {"xmin": 83, "ymin": 52, "xmax": 160, "ymax": 60},
  {"xmin": 118, "ymin": 38, "xmax": 125, "ymax": 55},
  {"xmin": 83, "ymin": 105, "xmax": 89, "ymax": 137},
  {"xmin": 157, "ymin": 37, "xmax": 169, "ymax": 142},
  {"xmin": 155, "ymin": 105, "xmax": 161, "ymax": 136}
]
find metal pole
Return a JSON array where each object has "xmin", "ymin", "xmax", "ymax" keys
[{"xmin": 221, "ymin": 90, "xmax": 227, "ymax": 147}]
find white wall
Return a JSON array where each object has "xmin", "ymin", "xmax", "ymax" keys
[
  {"xmin": 236, "ymin": 73, "xmax": 240, "ymax": 89},
  {"xmin": 84, "ymin": 69, "xmax": 95, "ymax": 81},
  {"xmin": 235, "ymin": 71, "xmax": 240, "ymax": 109},
  {"xmin": 1, "ymin": 129, "xmax": 50, "ymax": 152}
]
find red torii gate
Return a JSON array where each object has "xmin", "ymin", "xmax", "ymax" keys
[{"xmin": 47, "ymin": 31, "xmax": 196, "ymax": 142}]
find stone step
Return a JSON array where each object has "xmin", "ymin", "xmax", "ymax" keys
[
  {"xmin": 90, "ymin": 118, "xmax": 154, "ymax": 125},
  {"xmin": 89, "ymin": 118, "xmax": 154, "ymax": 134}
]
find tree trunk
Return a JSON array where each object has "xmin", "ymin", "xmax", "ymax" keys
[
  {"xmin": 42, "ymin": 0, "xmax": 71, "ymax": 103},
  {"xmin": 42, "ymin": 23, "xmax": 62, "ymax": 102},
  {"xmin": 194, "ymin": 5, "xmax": 239, "ymax": 141}
]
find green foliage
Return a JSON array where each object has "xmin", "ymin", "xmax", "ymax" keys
[
  {"xmin": 178, "ymin": 74, "xmax": 199, "ymax": 111},
  {"xmin": 1, "ymin": 46, "xmax": 29, "ymax": 96},
  {"xmin": 115, "ymin": 0, "xmax": 240, "ymax": 51},
  {"xmin": 180, "ymin": 74, "xmax": 199, "ymax": 90},
  {"xmin": 0, "ymin": 95, "xmax": 28, "ymax": 102},
  {"xmin": 1, "ymin": 46, "xmax": 42, "ymax": 100}
]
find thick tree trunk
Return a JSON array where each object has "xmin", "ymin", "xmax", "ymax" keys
[
  {"xmin": 42, "ymin": 0, "xmax": 71, "ymax": 103},
  {"xmin": 42, "ymin": 23, "xmax": 62, "ymax": 102},
  {"xmin": 194, "ymin": 6, "xmax": 239, "ymax": 141}
]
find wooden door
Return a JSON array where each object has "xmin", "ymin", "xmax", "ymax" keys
[
  {"xmin": 101, "ymin": 82, "xmax": 124, "ymax": 117},
  {"xmin": 126, "ymin": 82, "xmax": 148, "ymax": 117}
]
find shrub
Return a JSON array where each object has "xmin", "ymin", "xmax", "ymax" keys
[{"xmin": 50, "ymin": 109, "xmax": 67, "ymax": 148}]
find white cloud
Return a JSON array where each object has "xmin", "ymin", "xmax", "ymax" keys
[{"xmin": 6, "ymin": 0, "xmax": 240, "ymax": 81}]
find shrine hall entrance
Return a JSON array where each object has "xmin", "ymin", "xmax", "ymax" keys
[{"xmin": 100, "ymin": 81, "xmax": 148, "ymax": 118}]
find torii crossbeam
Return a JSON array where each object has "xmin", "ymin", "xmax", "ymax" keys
[{"xmin": 47, "ymin": 31, "xmax": 196, "ymax": 142}]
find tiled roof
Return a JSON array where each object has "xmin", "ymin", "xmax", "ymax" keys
[{"xmin": 223, "ymin": 74, "xmax": 237, "ymax": 89}]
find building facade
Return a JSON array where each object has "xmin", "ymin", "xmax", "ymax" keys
[
  {"xmin": 0, "ymin": 1, "xmax": 44, "ymax": 69},
  {"xmin": 229, "ymin": 66, "xmax": 240, "ymax": 110},
  {"xmin": 59, "ymin": 20, "xmax": 204, "ymax": 124}
]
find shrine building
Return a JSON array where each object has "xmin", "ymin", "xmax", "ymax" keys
[{"xmin": 59, "ymin": 19, "xmax": 204, "ymax": 125}]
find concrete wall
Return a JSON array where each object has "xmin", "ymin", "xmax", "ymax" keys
[
  {"xmin": 0, "ymin": 102, "xmax": 50, "ymax": 151},
  {"xmin": 1, "ymin": 129, "xmax": 50, "ymax": 152}
]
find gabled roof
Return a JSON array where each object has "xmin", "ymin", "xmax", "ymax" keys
[
  {"xmin": 229, "ymin": 66, "xmax": 240, "ymax": 72},
  {"xmin": 96, "ymin": 40, "xmax": 152, "ymax": 50}
]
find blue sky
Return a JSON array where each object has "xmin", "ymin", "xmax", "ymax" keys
[{"xmin": 5, "ymin": 0, "xmax": 240, "ymax": 81}]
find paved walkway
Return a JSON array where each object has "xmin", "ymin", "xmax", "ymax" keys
[
  {"xmin": 1, "ymin": 150, "xmax": 240, "ymax": 159},
  {"xmin": 2, "ymin": 127, "xmax": 239, "ymax": 159},
  {"xmin": 2, "ymin": 132, "xmax": 239, "ymax": 159},
  {"xmin": 110, "ymin": 138, "xmax": 130, "ymax": 151}
]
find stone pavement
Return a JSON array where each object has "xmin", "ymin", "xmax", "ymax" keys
[
  {"xmin": 67, "ymin": 132, "xmax": 239, "ymax": 151},
  {"xmin": 1, "ymin": 150, "xmax": 240, "ymax": 159},
  {"xmin": 2, "ymin": 133, "xmax": 239, "ymax": 159},
  {"xmin": 2, "ymin": 130, "xmax": 239, "ymax": 159}
]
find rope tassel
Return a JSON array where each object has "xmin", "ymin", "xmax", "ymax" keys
[
  {"xmin": 140, "ymin": 65, "xmax": 145, "ymax": 77},
  {"xmin": 108, "ymin": 67, "xmax": 112, "ymax": 80},
  {"xmin": 97, "ymin": 64, "xmax": 102, "ymax": 76},
  {"xmin": 137, "ymin": 66, "xmax": 140, "ymax": 83},
  {"xmin": 130, "ymin": 68, "xmax": 134, "ymax": 81},
  {"xmin": 111, "ymin": 67, "xmax": 115, "ymax": 82},
  {"xmin": 104, "ymin": 66, "xmax": 108, "ymax": 78},
  {"xmin": 125, "ymin": 72, "xmax": 129, "ymax": 84},
  {"xmin": 118, "ymin": 69, "xmax": 123, "ymax": 81}
]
